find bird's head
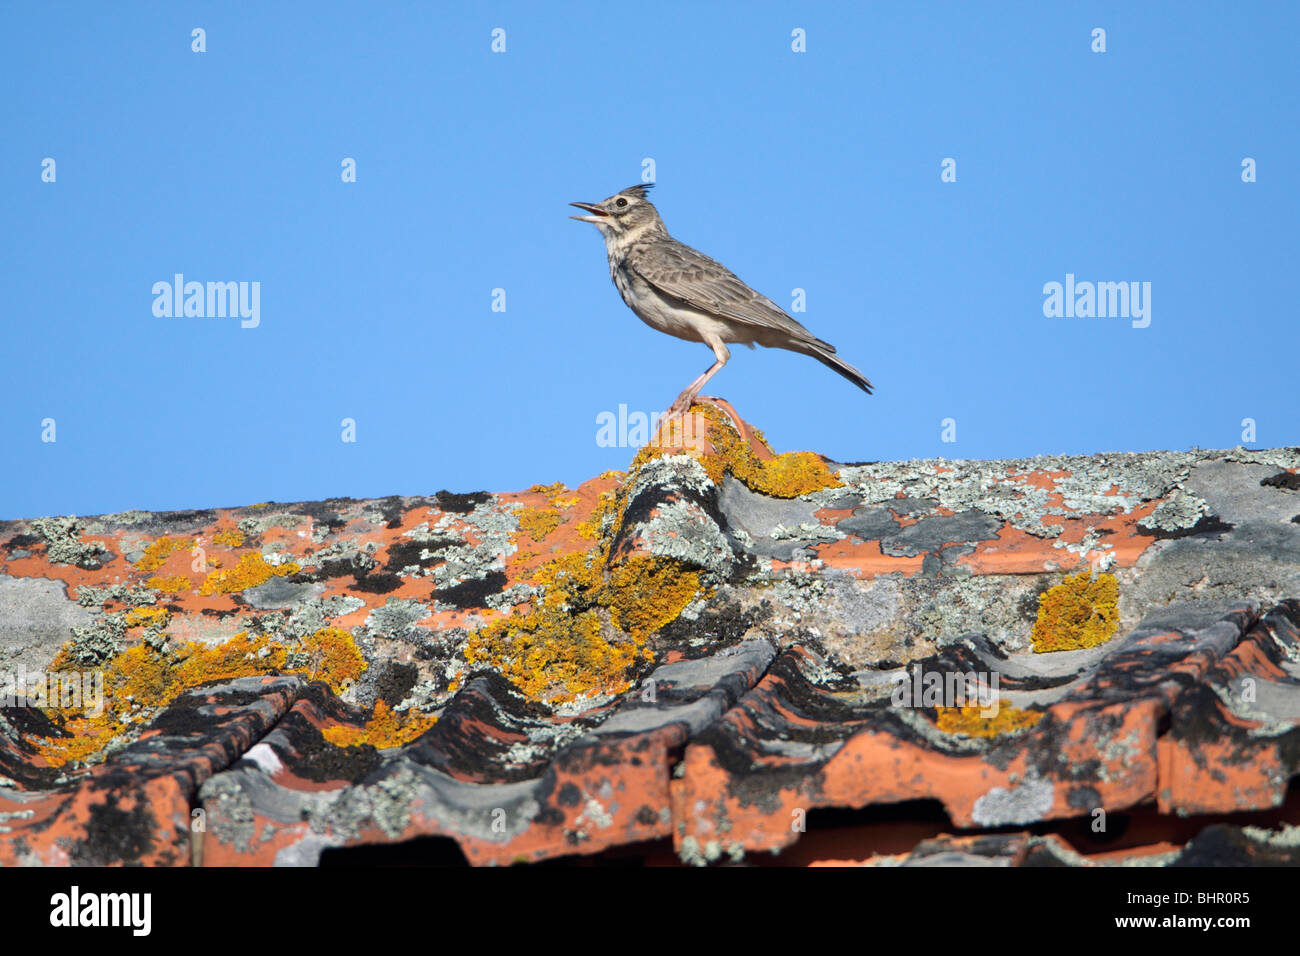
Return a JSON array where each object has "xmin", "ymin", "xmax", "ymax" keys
[{"xmin": 570, "ymin": 184, "xmax": 664, "ymax": 238}]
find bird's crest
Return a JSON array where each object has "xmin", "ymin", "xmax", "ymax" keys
[{"xmin": 618, "ymin": 183, "xmax": 655, "ymax": 201}]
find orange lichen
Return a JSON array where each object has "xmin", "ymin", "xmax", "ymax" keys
[
  {"xmin": 517, "ymin": 506, "xmax": 564, "ymax": 544},
  {"xmin": 32, "ymin": 627, "xmax": 368, "ymax": 767},
  {"xmin": 607, "ymin": 557, "xmax": 706, "ymax": 641},
  {"xmin": 136, "ymin": 535, "xmax": 194, "ymax": 572},
  {"xmin": 471, "ymin": 406, "xmax": 834, "ymax": 702},
  {"xmin": 744, "ymin": 450, "xmax": 842, "ymax": 498},
  {"xmin": 1031, "ymin": 571, "xmax": 1121, "ymax": 653},
  {"xmin": 466, "ymin": 548, "xmax": 619, "ymax": 701},
  {"xmin": 575, "ymin": 489, "xmax": 617, "ymax": 541},
  {"xmin": 528, "ymin": 482, "xmax": 566, "ymax": 497},
  {"xmin": 31, "ymin": 637, "xmax": 275, "ymax": 768},
  {"xmin": 466, "ymin": 608, "xmax": 641, "ymax": 701},
  {"xmin": 296, "ymin": 626, "xmax": 368, "ymax": 693},
  {"xmin": 466, "ymin": 473, "xmax": 706, "ymax": 702},
  {"xmin": 124, "ymin": 606, "xmax": 169, "ymax": 629},
  {"xmin": 528, "ymin": 482, "xmax": 580, "ymax": 511},
  {"xmin": 171, "ymin": 634, "xmax": 288, "ymax": 690},
  {"xmin": 532, "ymin": 550, "xmax": 600, "ymax": 594},
  {"xmin": 212, "ymin": 528, "xmax": 246, "ymax": 548},
  {"xmin": 146, "ymin": 575, "xmax": 191, "ymax": 594},
  {"xmin": 934, "ymin": 701, "xmax": 1042, "ymax": 737},
  {"xmin": 198, "ymin": 552, "xmax": 301, "ymax": 596},
  {"xmin": 466, "ymin": 493, "xmax": 683, "ymax": 702},
  {"xmin": 35, "ymin": 714, "xmax": 121, "ymax": 767},
  {"xmin": 321, "ymin": 700, "xmax": 437, "ymax": 749},
  {"xmin": 633, "ymin": 403, "xmax": 842, "ymax": 498}
]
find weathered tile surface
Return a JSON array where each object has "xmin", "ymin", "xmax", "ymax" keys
[{"xmin": 2, "ymin": 402, "xmax": 1299, "ymax": 864}]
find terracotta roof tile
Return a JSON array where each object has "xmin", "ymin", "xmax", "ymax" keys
[{"xmin": 2, "ymin": 402, "xmax": 1299, "ymax": 865}]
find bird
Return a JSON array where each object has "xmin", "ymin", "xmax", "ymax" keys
[{"xmin": 570, "ymin": 183, "xmax": 872, "ymax": 416}]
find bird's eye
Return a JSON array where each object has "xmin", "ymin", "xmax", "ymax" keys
[{"xmin": 616, "ymin": 198, "xmax": 628, "ymax": 208}]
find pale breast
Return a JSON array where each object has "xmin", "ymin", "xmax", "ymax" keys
[{"xmin": 608, "ymin": 257, "xmax": 744, "ymax": 346}]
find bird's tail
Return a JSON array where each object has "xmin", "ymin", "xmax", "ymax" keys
[{"xmin": 793, "ymin": 339, "xmax": 874, "ymax": 395}]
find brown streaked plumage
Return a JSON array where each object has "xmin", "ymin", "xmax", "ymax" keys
[{"xmin": 571, "ymin": 184, "xmax": 872, "ymax": 415}]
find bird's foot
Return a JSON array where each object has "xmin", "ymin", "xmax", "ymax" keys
[
  {"xmin": 664, "ymin": 391, "xmax": 699, "ymax": 418},
  {"xmin": 660, "ymin": 394, "xmax": 740, "ymax": 441},
  {"xmin": 667, "ymin": 392, "xmax": 728, "ymax": 418}
]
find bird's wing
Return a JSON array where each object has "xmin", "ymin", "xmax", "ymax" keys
[{"xmin": 629, "ymin": 240, "xmax": 833, "ymax": 350}]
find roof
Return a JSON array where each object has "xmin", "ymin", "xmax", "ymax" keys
[{"xmin": 2, "ymin": 399, "xmax": 1299, "ymax": 865}]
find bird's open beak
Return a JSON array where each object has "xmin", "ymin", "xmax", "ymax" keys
[{"xmin": 569, "ymin": 201, "xmax": 608, "ymax": 224}]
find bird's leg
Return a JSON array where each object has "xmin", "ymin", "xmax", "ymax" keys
[
  {"xmin": 665, "ymin": 366, "xmax": 718, "ymax": 417},
  {"xmin": 666, "ymin": 341, "xmax": 729, "ymax": 417}
]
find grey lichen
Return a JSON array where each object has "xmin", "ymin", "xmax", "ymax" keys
[
  {"xmin": 76, "ymin": 583, "xmax": 158, "ymax": 609},
  {"xmin": 96, "ymin": 510, "xmax": 152, "ymax": 527},
  {"xmin": 617, "ymin": 456, "xmax": 738, "ymax": 576},
  {"xmin": 677, "ymin": 835, "xmax": 711, "ymax": 867},
  {"xmin": 1139, "ymin": 487, "xmax": 1209, "ymax": 534},
  {"xmin": 427, "ymin": 500, "xmax": 517, "ymax": 592},
  {"xmin": 971, "ymin": 775, "xmax": 1056, "ymax": 827},
  {"xmin": 501, "ymin": 721, "xmax": 589, "ymax": 768},
  {"xmin": 237, "ymin": 512, "xmax": 304, "ymax": 536},
  {"xmin": 29, "ymin": 516, "xmax": 111, "ymax": 570},
  {"xmin": 361, "ymin": 598, "xmax": 432, "ymax": 641},
  {"xmin": 770, "ymin": 521, "xmax": 843, "ymax": 543},
  {"xmin": 634, "ymin": 498, "xmax": 735, "ymax": 577},
  {"xmin": 1242, "ymin": 822, "xmax": 1300, "ymax": 848},
  {"xmin": 626, "ymin": 454, "xmax": 716, "ymax": 504},
  {"xmin": 307, "ymin": 538, "xmax": 378, "ymax": 575},
  {"xmin": 910, "ymin": 573, "xmax": 1046, "ymax": 653},
  {"xmin": 1222, "ymin": 446, "xmax": 1300, "ymax": 471},
  {"xmin": 369, "ymin": 768, "xmax": 419, "ymax": 839},
  {"xmin": 246, "ymin": 594, "xmax": 365, "ymax": 640},
  {"xmin": 66, "ymin": 612, "xmax": 128, "ymax": 665},
  {"xmin": 307, "ymin": 767, "xmax": 420, "ymax": 842},
  {"xmin": 484, "ymin": 582, "xmax": 540, "ymax": 611},
  {"xmin": 829, "ymin": 449, "xmax": 1217, "ymax": 541},
  {"xmin": 198, "ymin": 775, "xmax": 258, "ymax": 851}
]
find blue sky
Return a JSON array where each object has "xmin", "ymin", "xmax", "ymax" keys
[{"xmin": 3, "ymin": 2, "xmax": 1296, "ymax": 520}]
